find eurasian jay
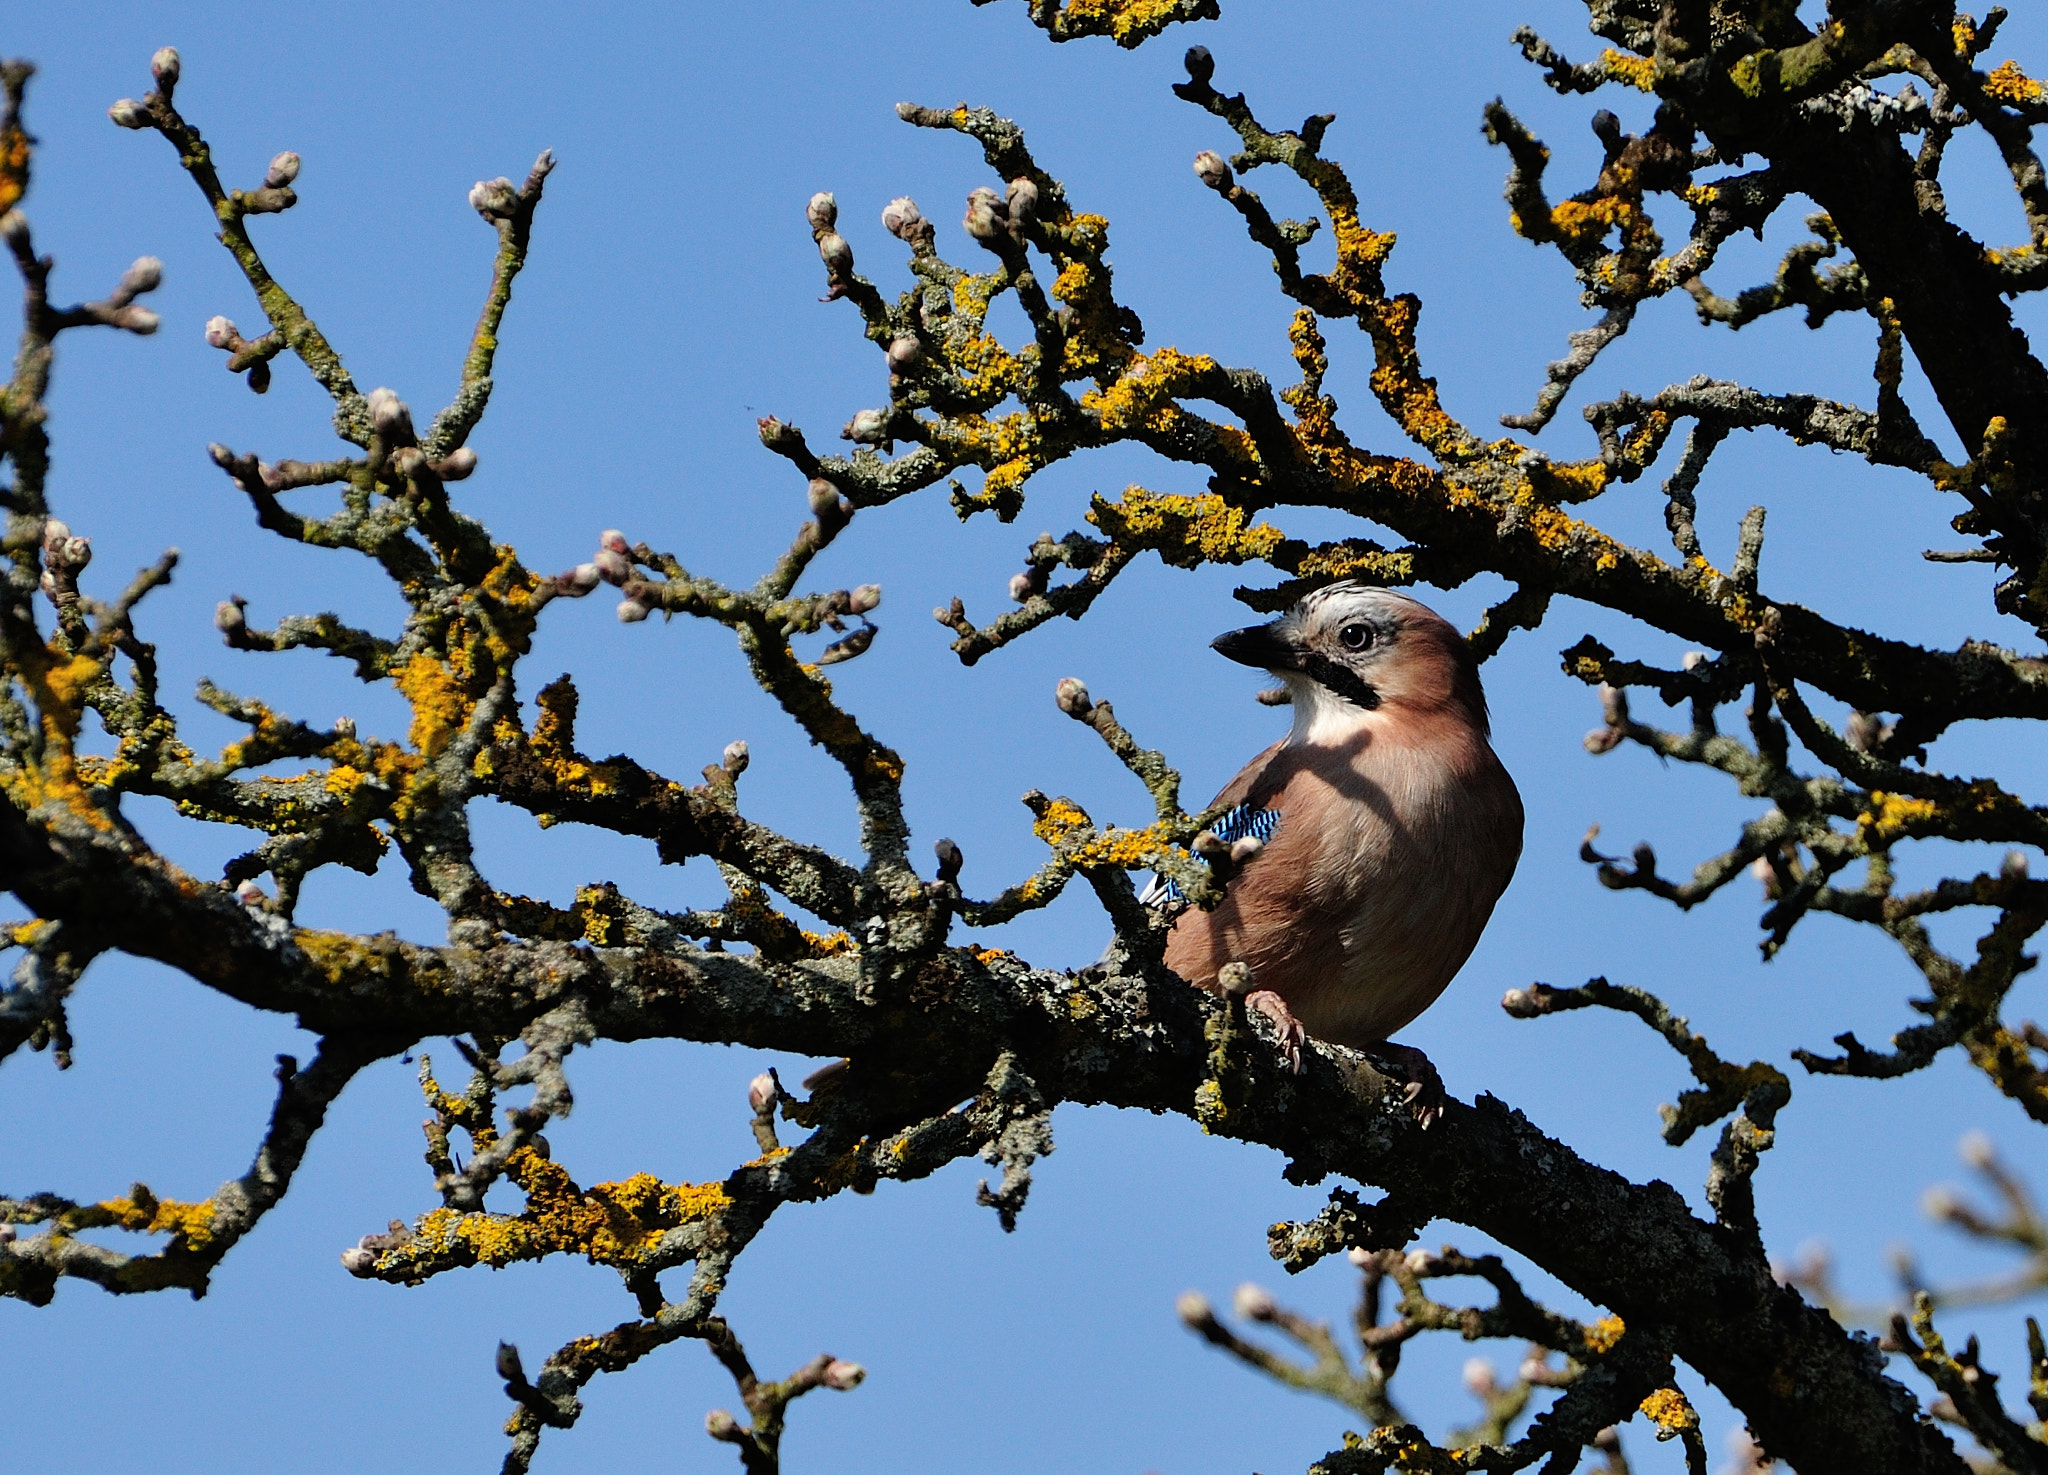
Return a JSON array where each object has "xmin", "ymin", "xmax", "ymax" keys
[{"xmin": 1154, "ymin": 583, "xmax": 1523, "ymax": 1123}]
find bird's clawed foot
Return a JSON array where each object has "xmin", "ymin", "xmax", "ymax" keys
[
  {"xmin": 1364, "ymin": 1041, "xmax": 1445, "ymax": 1129},
  {"xmin": 1243, "ymin": 988, "xmax": 1306, "ymax": 1075}
]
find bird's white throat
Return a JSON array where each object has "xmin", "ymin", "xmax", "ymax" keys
[{"xmin": 1279, "ymin": 672, "xmax": 1375, "ymax": 746}]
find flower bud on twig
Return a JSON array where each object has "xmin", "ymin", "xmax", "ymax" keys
[
  {"xmin": 886, "ymin": 335, "xmax": 923, "ymax": 375},
  {"xmin": 1229, "ymin": 836, "xmax": 1264, "ymax": 864},
  {"xmin": 108, "ymin": 99, "xmax": 152, "ymax": 129},
  {"xmin": 0, "ymin": 210, "xmax": 27, "ymax": 251},
  {"xmin": 120, "ymin": 257, "xmax": 163, "ymax": 296},
  {"xmin": 1184, "ymin": 45, "xmax": 1215, "ymax": 83},
  {"xmin": 705, "ymin": 1410, "xmax": 741, "ymax": 1441},
  {"xmin": 842, "ymin": 408, "xmax": 889, "ymax": 444},
  {"xmin": 469, "ymin": 177, "xmax": 516, "ymax": 221},
  {"xmin": 881, "ymin": 196, "xmax": 928, "ymax": 243},
  {"xmin": 366, "ymin": 387, "xmax": 415, "ymax": 444},
  {"xmin": 822, "ymin": 1359, "xmax": 865, "ymax": 1391},
  {"xmin": 747, "ymin": 1070, "xmax": 778, "ymax": 1114},
  {"xmin": 495, "ymin": 1342, "xmax": 526, "ymax": 1385},
  {"xmin": 1463, "ymin": 1357, "xmax": 1498, "ymax": 1398},
  {"xmin": 150, "ymin": 47, "xmax": 180, "ymax": 89},
  {"xmin": 204, "ymin": 315, "xmax": 238, "ymax": 349},
  {"xmin": 432, "ymin": 447, "xmax": 477, "ymax": 480},
  {"xmin": 1005, "ymin": 176, "xmax": 1039, "ymax": 230},
  {"xmin": 215, "ymin": 596, "xmax": 247, "ymax": 636},
  {"xmin": 1232, "ymin": 1282, "xmax": 1277, "ymax": 1322},
  {"xmin": 339, "ymin": 1245, "xmax": 376, "ymax": 1275},
  {"xmin": 817, "ymin": 230, "xmax": 853, "ymax": 278},
  {"xmin": 806, "ymin": 191, "xmax": 838, "ymax": 234},
  {"xmin": 616, "ymin": 598, "xmax": 652, "ymax": 623},
  {"xmin": 963, "ymin": 186, "xmax": 1006, "ymax": 243},
  {"xmin": 1054, "ymin": 676, "xmax": 1092, "ymax": 718},
  {"xmin": 1193, "ymin": 151, "xmax": 1233, "ymax": 191},
  {"xmin": 1175, "ymin": 1290, "xmax": 1216, "ymax": 1328},
  {"xmin": 757, "ymin": 416, "xmax": 801, "ymax": 452},
  {"xmin": 265, "ymin": 151, "xmax": 301, "ymax": 188},
  {"xmin": 848, "ymin": 584, "xmax": 881, "ymax": 615},
  {"xmin": 557, "ymin": 563, "xmax": 601, "ymax": 596},
  {"xmin": 934, "ymin": 836, "xmax": 963, "ymax": 884}
]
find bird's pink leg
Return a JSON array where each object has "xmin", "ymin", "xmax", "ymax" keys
[
  {"xmin": 1242, "ymin": 989, "xmax": 1306, "ymax": 1075},
  {"xmin": 1365, "ymin": 1041, "xmax": 1445, "ymax": 1129}
]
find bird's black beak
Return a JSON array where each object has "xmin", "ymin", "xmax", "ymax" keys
[{"xmin": 1211, "ymin": 621, "xmax": 1298, "ymax": 672}]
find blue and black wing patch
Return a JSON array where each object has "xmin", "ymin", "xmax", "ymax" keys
[{"xmin": 1139, "ymin": 803, "xmax": 1281, "ymax": 907}]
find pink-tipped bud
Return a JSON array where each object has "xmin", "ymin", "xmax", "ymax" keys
[
  {"xmin": 757, "ymin": 415, "xmax": 800, "ymax": 451},
  {"xmin": 599, "ymin": 528, "xmax": 630, "ymax": 555},
  {"xmin": 1583, "ymin": 726, "xmax": 1625, "ymax": 755},
  {"xmin": 881, "ymin": 196, "xmax": 925, "ymax": 240},
  {"xmin": 842, "ymin": 409, "xmax": 889, "ymax": 444},
  {"xmin": 723, "ymin": 739, "xmax": 750, "ymax": 775},
  {"xmin": 963, "ymin": 186, "xmax": 1005, "ymax": 243},
  {"xmin": 1232, "ymin": 1282, "xmax": 1277, "ymax": 1322},
  {"xmin": 1193, "ymin": 151, "xmax": 1233, "ymax": 191},
  {"xmin": 433, "ymin": 447, "xmax": 477, "ymax": 481},
  {"xmin": 204, "ymin": 315, "xmax": 238, "ymax": 349},
  {"xmin": 1463, "ymin": 1357, "xmax": 1498, "ymax": 1397},
  {"xmin": 848, "ymin": 584, "xmax": 881, "ymax": 615},
  {"xmin": 808, "ymin": 478, "xmax": 843, "ymax": 518},
  {"xmin": 1404, "ymin": 1249, "xmax": 1437, "ymax": 1275},
  {"xmin": 495, "ymin": 1342, "xmax": 525, "ymax": 1384},
  {"xmin": 1008, "ymin": 572, "xmax": 1035, "ymax": 604},
  {"xmin": 339, "ymin": 1245, "xmax": 377, "ymax": 1275},
  {"xmin": 1175, "ymin": 1290, "xmax": 1216, "ymax": 1328},
  {"xmin": 108, "ymin": 98, "xmax": 152, "ymax": 129},
  {"xmin": 886, "ymin": 336, "xmax": 923, "ymax": 374},
  {"xmin": 592, "ymin": 548, "xmax": 633, "ymax": 584},
  {"xmin": 333, "ymin": 716, "xmax": 356, "ymax": 739},
  {"xmin": 1597, "ymin": 683, "xmax": 1627, "ymax": 726},
  {"xmin": 388, "ymin": 446, "xmax": 424, "ymax": 479},
  {"xmin": 806, "ymin": 191, "xmax": 838, "ymax": 234},
  {"xmin": 817, "ymin": 230, "xmax": 854, "ymax": 278},
  {"xmin": 234, "ymin": 879, "xmax": 266, "ymax": 906},
  {"xmin": 0, "ymin": 210, "xmax": 26, "ymax": 249},
  {"xmin": 265, "ymin": 151, "xmax": 301, "ymax": 188},
  {"xmin": 41, "ymin": 519, "xmax": 71, "ymax": 548},
  {"xmin": 121, "ymin": 308, "xmax": 160, "ymax": 335},
  {"xmin": 53, "ymin": 537, "xmax": 90, "ymax": 572},
  {"xmin": 1054, "ymin": 676, "xmax": 1092, "ymax": 718},
  {"xmin": 2004, "ymin": 850, "xmax": 2029, "ymax": 880},
  {"xmin": 469, "ymin": 177, "xmax": 516, "ymax": 220},
  {"xmin": 1005, "ymin": 176, "xmax": 1039, "ymax": 227},
  {"xmin": 215, "ymin": 597, "xmax": 247, "ymax": 634},
  {"xmin": 822, "ymin": 1359, "xmax": 865, "ymax": 1391},
  {"xmin": 1960, "ymin": 1129, "xmax": 1995, "ymax": 1169},
  {"xmin": 617, "ymin": 598, "xmax": 652, "ymax": 623},
  {"xmin": 37, "ymin": 569, "xmax": 56, "ymax": 601},
  {"xmin": 1229, "ymin": 836, "xmax": 1264, "ymax": 864},
  {"xmin": 1682, "ymin": 650, "xmax": 1707, "ymax": 670},
  {"xmin": 121, "ymin": 257, "xmax": 164, "ymax": 295},
  {"xmin": 705, "ymin": 1410, "xmax": 741, "ymax": 1440},
  {"xmin": 150, "ymin": 47, "xmax": 181, "ymax": 87},
  {"xmin": 560, "ymin": 563, "xmax": 601, "ymax": 596},
  {"xmin": 1347, "ymin": 1246, "xmax": 1373, "ymax": 1267},
  {"xmin": 366, "ymin": 387, "xmax": 414, "ymax": 443},
  {"xmin": 747, "ymin": 1071, "xmax": 777, "ymax": 1113}
]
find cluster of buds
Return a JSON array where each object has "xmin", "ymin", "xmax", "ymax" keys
[
  {"xmin": 38, "ymin": 518, "xmax": 92, "ymax": 608},
  {"xmin": 809, "ymin": 191, "xmax": 859, "ymax": 301},
  {"xmin": 106, "ymin": 48, "xmax": 177, "ymax": 127},
  {"xmin": 553, "ymin": 529, "xmax": 658, "ymax": 621},
  {"xmin": 880, "ymin": 195, "xmax": 934, "ymax": 249},
  {"xmin": 204, "ymin": 314, "xmax": 274, "ymax": 393},
  {"xmin": 240, "ymin": 150, "xmax": 301, "ymax": 216},
  {"xmin": 961, "ymin": 177, "xmax": 1042, "ymax": 250}
]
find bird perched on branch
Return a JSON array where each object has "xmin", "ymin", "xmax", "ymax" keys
[{"xmin": 1155, "ymin": 583, "xmax": 1523, "ymax": 1124}]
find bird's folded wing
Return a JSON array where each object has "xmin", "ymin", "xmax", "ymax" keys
[{"xmin": 1141, "ymin": 802, "xmax": 1282, "ymax": 907}]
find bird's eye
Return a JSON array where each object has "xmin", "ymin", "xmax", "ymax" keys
[{"xmin": 1338, "ymin": 622, "xmax": 1374, "ymax": 651}]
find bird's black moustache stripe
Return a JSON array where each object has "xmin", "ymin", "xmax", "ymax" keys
[{"xmin": 1300, "ymin": 652, "xmax": 1379, "ymax": 709}]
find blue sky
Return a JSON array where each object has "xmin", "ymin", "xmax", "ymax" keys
[{"xmin": 4, "ymin": 3, "xmax": 2047, "ymax": 1471}]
